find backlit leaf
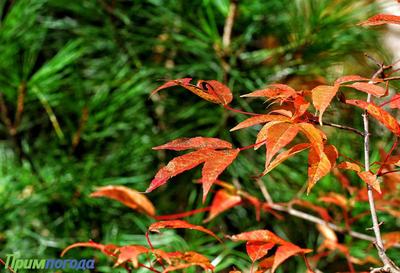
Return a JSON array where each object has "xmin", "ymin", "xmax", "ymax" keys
[
  {"xmin": 115, "ymin": 245, "xmax": 149, "ymax": 267},
  {"xmin": 90, "ymin": 186, "xmax": 155, "ymax": 217},
  {"xmin": 335, "ymin": 75, "xmax": 371, "ymax": 85},
  {"xmin": 204, "ymin": 190, "xmax": 242, "ymax": 222},
  {"xmin": 153, "ymin": 137, "xmax": 232, "ymax": 151},
  {"xmin": 271, "ymin": 243, "xmax": 312, "ymax": 273},
  {"xmin": 311, "ymin": 85, "xmax": 339, "ymax": 124},
  {"xmin": 358, "ymin": 171, "xmax": 381, "ymax": 193},
  {"xmin": 61, "ymin": 241, "xmax": 118, "ymax": 257},
  {"xmin": 359, "ymin": 14, "xmax": 400, "ymax": 26},
  {"xmin": 337, "ymin": 161, "xmax": 362, "ymax": 172},
  {"xmin": 346, "ymin": 100, "xmax": 400, "ymax": 135},
  {"xmin": 345, "ymin": 82, "xmax": 386, "ymax": 97},
  {"xmin": 148, "ymin": 220, "xmax": 221, "ymax": 242},
  {"xmin": 246, "ymin": 241, "xmax": 275, "ymax": 262},
  {"xmin": 229, "ymin": 230, "xmax": 285, "ymax": 245},
  {"xmin": 307, "ymin": 147, "xmax": 331, "ymax": 194},
  {"xmin": 241, "ymin": 84, "xmax": 296, "ymax": 100},
  {"xmin": 230, "ymin": 115, "xmax": 290, "ymax": 131}
]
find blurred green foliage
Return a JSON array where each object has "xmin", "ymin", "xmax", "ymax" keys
[{"xmin": 0, "ymin": 0, "xmax": 398, "ymax": 272}]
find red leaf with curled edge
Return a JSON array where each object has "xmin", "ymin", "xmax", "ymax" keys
[
  {"xmin": 241, "ymin": 84, "xmax": 297, "ymax": 100},
  {"xmin": 228, "ymin": 230, "xmax": 286, "ymax": 245},
  {"xmin": 230, "ymin": 114, "xmax": 290, "ymax": 131},
  {"xmin": 345, "ymin": 82, "xmax": 386, "ymax": 97},
  {"xmin": 204, "ymin": 189, "xmax": 242, "ymax": 223},
  {"xmin": 261, "ymin": 123, "xmax": 299, "ymax": 169},
  {"xmin": 246, "ymin": 241, "xmax": 275, "ymax": 262},
  {"xmin": 271, "ymin": 243, "xmax": 312, "ymax": 273},
  {"xmin": 311, "ymin": 85, "xmax": 339, "ymax": 125},
  {"xmin": 90, "ymin": 186, "xmax": 155, "ymax": 217},
  {"xmin": 151, "ymin": 78, "xmax": 232, "ymax": 105},
  {"xmin": 201, "ymin": 149, "xmax": 240, "ymax": 201},
  {"xmin": 262, "ymin": 143, "xmax": 311, "ymax": 175},
  {"xmin": 153, "ymin": 137, "xmax": 232, "ymax": 151},
  {"xmin": 389, "ymin": 94, "xmax": 400, "ymax": 109},
  {"xmin": 307, "ymin": 147, "xmax": 332, "ymax": 194},
  {"xmin": 359, "ymin": 14, "xmax": 400, "ymax": 26},
  {"xmin": 146, "ymin": 149, "xmax": 210, "ymax": 193},
  {"xmin": 162, "ymin": 251, "xmax": 214, "ymax": 273},
  {"xmin": 61, "ymin": 241, "xmax": 118, "ymax": 258},
  {"xmin": 358, "ymin": 171, "xmax": 381, "ymax": 193},
  {"xmin": 335, "ymin": 75, "xmax": 372, "ymax": 85},
  {"xmin": 115, "ymin": 245, "xmax": 149, "ymax": 268},
  {"xmin": 346, "ymin": 100, "xmax": 400, "ymax": 135},
  {"xmin": 148, "ymin": 220, "xmax": 221, "ymax": 242}
]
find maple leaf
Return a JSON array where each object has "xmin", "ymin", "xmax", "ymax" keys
[
  {"xmin": 115, "ymin": 245, "xmax": 149, "ymax": 267},
  {"xmin": 230, "ymin": 114, "xmax": 290, "ymax": 131},
  {"xmin": 359, "ymin": 14, "xmax": 400, "ymax": 26},
  {"xmin": 271, "ymin": 243, "xmax": 312, "ymax": 273},
  {"xmin": 148, "ymin": 220, "xmax": 221, "ymax": 242},
  {"xmin": 263, "ymin": 143, "xmax": 311, "ymax": 175},
  {"xmin": 344, "ymin": 82, "xmax": 386, "ymax": 97},
  {"xmin": 152, "ymin": 78, "xmax": 232, "ymax": 105},
  {"xmin": 90, "ymin": 186, "xmax": 155, "ymax": 217},
  {"xmin": 259, "ymin": 123, "xmax": 299, "ymax": 169},
  {"xmin": 153, "ymin": 137, "xmax": 232, "ymax": 151},
  {"xmin": 204, "ymin": 189, "xmax": 242, "ymax": 222},
  {"xmin": 346, "ymin": 100, "xmax": 400, "ymax": 136},
  {"xmin": 307, "ymin": 147, "xmax": 332, "ymax": 194},
  {"xmin": 311, "ymin": 85, "xmax": 339, "ymax": 125}
]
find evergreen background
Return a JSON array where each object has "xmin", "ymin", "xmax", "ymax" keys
[{"xmin": 0, "ymin": 0, "xmax": 398, "ymax": 272}]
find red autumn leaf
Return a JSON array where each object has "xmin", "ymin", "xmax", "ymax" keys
[
  {"xmin": 334, "ymin": 75, "xmax": 371, "ymax": 85},
  {"xmin": 358, "ymin": 171, "xmax": 381, "ymax": 193},
  {"xmin": 263, "ymin": 143, "xmax": 311, "ymax": 175},
  {"xmin": 346, "ymin": 100, "xmax": 400, "ymax": 135},
  {"xmin": 152, "ymin": 78, "xmax": 232, "ymax": 105},
  {"xmin": 241, "ymin": 84, "xmax": 296, "ymax": 100},
  {"xmin": 148, "ymin": 220, "xmax": 221, "ymax": 242},
  {"xmin": 153, "ymin": 137, "xmax": 232, "ymax": 151},
  {"xmin": 162, "ymin": 251, "xmax": 214, "ymax": 272},
  {"xmin": 382, "ymin": 232, "xmax": 400, "ymax": 249},
  {"xmin": 61, "ymin": 241, "xmax": 118, "ymax": 257},
  {"xmin": 230, "ymin": 114, "xmax": 290, "ymax": 131},
  {"xmin": 146, "ymin": 149, "xmax": 210, "ymax": 193},
  {"xmin": 115, "ymin": 245, "xmax": 149, "ymax": 267},
  {"xmin": 389, "ymin": 94, "xmax": 400, "ymax": 109},
  {"xmin": 258, "ymin": 256, "xmax": 274, "ymax": 269},
  {"xmin": 204, "ymin": 190, "xmax": 242, "ymax": 222},
  {"xmin": 311, "ymin": 85, "xmax": 339, "ymax": 124},
  {"xmin": 337, "ymin": 161, "xmax": 362, "ymax": 173},
  {"xmin": 90, "ymin": 186, "xmax": 155, "ymax": 217},
  {"xmin": 319, "ymin": 193, "xmax": 348, "ymax": 210},
  {"xmin": 261, "ymin": 123, "xmax": 299, "ymax": 169},
  {"xmin": 345, "ymin": 82, "xmax": 386, "ymax": 97},
  {"xmin": 324, "ymin": 145, "xmax": 338, "ymax": 167},
  {"xmin": 255, "ymin": 121, "xmax": 285, "ymax": 149},
  {"xmin": 292, "ymin": 95, "xmax": 310, "ymax": 119},
  {"xmin": 201, "ymin": 148, "xmax": 240, "ymax": 201},
  {"xmin": 385, "ymin": 155, "xmax": 400, "ymax": 166},
  {"xmin": 271, "ymin": 243, "xmax": 312, "ymax": 273},
  {"xmin": 246, "ymin": 241, "xmax": 275, "ymax": 262},
  {"xmin": 359, "ymin": 14, "xmax": 400, "ymax": 26},
  {"xmin": 307, "ymin": 147, "xmax": 332, "ymax": 194},
  {"xmin": 229, "ymin": 230, "xmax": 285, "ymax": 245}
]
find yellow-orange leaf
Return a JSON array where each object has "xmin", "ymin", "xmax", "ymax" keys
[
  {"xmin": 307, "ymin": 148, "xmax": 331, "ymax": 194},
  {"xmin": 335, "ymin": 75, "xmax": 371, "ymax": 85},
  {"xmin": 358, "ymin": 171, "xmax": 381, "ymax": 193},
  {"xmin": 230, "ymin": 115, "xmax": 290, "ymax": 131},
  {"xmin": 153, "ymin": 137, "xmax": 232, "ymax": 151},
  {"xmin": 271, "ymin": 243, "xmax": 312, "ymax": 273},
  {"xmin": 337, "ymin": 161, "xmax": 362, "ymax": 172},
  {"xmin": 311, "ymin": 85, "xmax": 339, "ymax": 124},
  {"xmin": 115, "ymin": 245, "xmax": 149, "ymax": 267},
  {"xmin": 229, "ymin": 230, "xmax": 285, "ymax": 245},
  {"xmin": 345, "ymin": 82, "xmax": 386, "ymax": 97},
  {"xmin": 90, "ymin": 186, "xmax": 155, "ymax": 217}
]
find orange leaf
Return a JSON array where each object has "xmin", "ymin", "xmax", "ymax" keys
[
  {"xmin": 337, "ymin": 161, "xmax": 362, "ymax": 172},
  {"xmin": 271, "ymin": 243, "xmax": 312, "ymax": 273},
  {"xmin": 146, "ymin": 149, "xmax": 210, "ymax": 192},
  {"xmin": 254, "ymin": 121, "xmax": 285, "ymax": 150},
  {"xmin": 148, "ymin": 220, "xmax": 221, "ymax": 242},
  {"xmin": 324, "ymin": 145, "xmax": 338, "ymax": 167},
  {"xmin": 246, "ymin": 241, "xmax": 275, "ymax": 262},
  {"xmin": 335, "ymin": 75, "xmax": 371, "ymax": 85},
  {"xmin": 162, "ymin": 251, "xmax": 214, "ymax": 272},
  {"xmin": 297, "ymin": 123, "xmax": 326, "ymax": 153},
  {"xmin": 389, "ymin": 94, "xmax": 400, "ymax": 109},
  {"xmin": 259, "ymin": 256, "xmax": 274, "ymax": 269},
  {"xmin": 153, "ymin": 137, "xmax": 232, "ymax": 151},
  {"xmin": 229, "ymin": 230, "xmax": 285, "ymax": 245},
  {"xmin": 346, "ymin": 100, "xmax": 400, "ymax": 135},
  {"xmin": 197, "ymin": 80, "xmax": 233, "ymax": 105},
  {"xmin": 90, "ymin": 186, "xmax": 155, "ymax": 217},
  {"xmin": 262, "ymin": 123, "xmax": 299, "ymax": 169},
  {"xmin": 263, "ymin": 143, "xmax": 311, "ymax": 175},
  {"xmin": 61, "ymin": 241, "xmax": 118, "ymax": 257},
  {"xmin": 359, "ymin": 14, "xmax": 400, "ymax": 26},
  {"xmin": 115, "ymin": 245, "xmax": 149, "ymax": 267},
  {"xmin": 241, "ymin": 84, "xmax": 296, "ymax": 100},
  {"xmin": 311, "ymin": 85, "xmax": 339, "ymax": 124},
  {"xmin": 358, "ymin": 171, "xmax": 381, "ymax": 193},
  {"xmin": 201, "ymin": 149, "xmax": 240, "ymax": 201},
  {"xmin": 230, "ymin": 114, "xmax": 290, "ymax": 131},
  {"xmin": 345, "ymin": 82, "xmax": 386, "ymax": 97},
  {"xmin": 307, "ymin": 147, "xmax": 332, "ymax": 194},
  {"xmin": 382, "ymin": 232, "xmax": 400, "ymax": 249},
  {"xmin": 204, "ymin": 190, "xmax": 242, "ymax": 222}
]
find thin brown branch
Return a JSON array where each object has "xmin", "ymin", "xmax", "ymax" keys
[
  {"xmin": 222, "ymin": 0, "xmax": 237, "ymax": 50},
  {"xmin": 0, "ymin": 92, "xmax": 13, "ymax": 132},
  {"xmin": 321, "ymin": 121, "xmax": 365, "ymax": 136},
  {"xmin": 12, "ymin": 81, "xmax": 26, "ymax": 135}
]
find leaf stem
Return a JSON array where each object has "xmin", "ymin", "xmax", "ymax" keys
[{"xmin": 223, "ymin": 104, "xmax": 261, "ymax": 116}]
